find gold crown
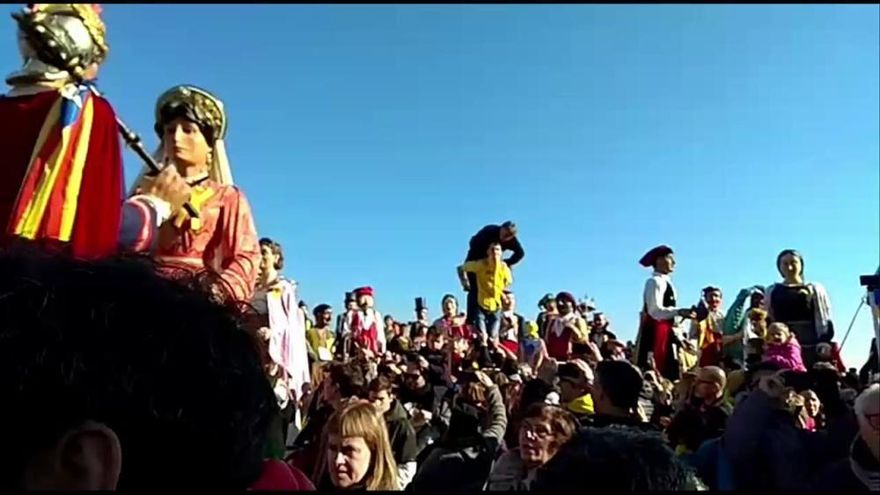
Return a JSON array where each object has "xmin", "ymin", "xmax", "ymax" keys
[
  {"xmin": 29, "ymin": 4, "xmax": 109, "ymax": 63},
  {"xmin": 155, "ymin": 85, "xmax": 227, "ymax": 141}
]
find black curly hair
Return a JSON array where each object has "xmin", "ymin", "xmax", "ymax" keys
[
  {"xmin": 533, "ymin": 427, "xmax": 701, "ymax": 491},
  {"xmin": 0, "ymin": 249, "xmax": 276, "ymax": 490}
]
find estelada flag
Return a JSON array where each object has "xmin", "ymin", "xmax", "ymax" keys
[{"xmin": 0, "ymin": 85, "xmax": 123, "ymax": 259}]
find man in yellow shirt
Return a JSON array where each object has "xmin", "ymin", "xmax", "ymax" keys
[{"xmin": 457, "ymin": 242, "xmax": 512, "ymax": 342}]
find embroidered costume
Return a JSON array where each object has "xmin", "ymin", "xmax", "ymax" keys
[
  {"xmin": 127, "ymin": 85, "xmax": 260, "ymax": 302},
  {"xmin": 343, "ymin": 286, "xmax": 386, "ymax": 354}
]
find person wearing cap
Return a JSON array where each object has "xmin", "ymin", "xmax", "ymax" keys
[
  {"xmin": 545, "ymin": 292, "xmax": 588, "ymax": 361},
  {"xmin": 556, "ymin": 360, "xmax": 595, "ymax": 425},
  {"xmin": 633, "ymin": 245, "xmax": 696, "ymax": 381},
  {"xmin": 520, "ymin": 321, "xmax": 547, "ymax": 372},
  {"xmin": 335, "ymin": 291, "xmax": 358, "ymax": 359},
  {"xmin": 536, "ymin": 294, "xmax": 558, "ymax": 339},
  {"xmin": 342, "ymin": 287, "xmax": 386, "ymax": 355},
  {"xmin": 411, "ymin": 297, "xmax": 431, "ymax": 342}
]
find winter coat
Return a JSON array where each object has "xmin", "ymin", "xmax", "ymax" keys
[
  {"xmin": 486, "ymin": 448, "xmax": 536, "ymax": 491},
  {"xmin": 763, "ymin": 338, "xmax": 806, "ymax": 372},
  {"xmin": 407, "ymin": 386, "xmax": 507, "ymax": 492}
]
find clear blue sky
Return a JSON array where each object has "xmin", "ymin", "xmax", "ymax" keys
[{"xmin": 3, "ymin": 5, "xmax": 877, "ymax": 365}]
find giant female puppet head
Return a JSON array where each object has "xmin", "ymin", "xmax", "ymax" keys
[
  {"xmin": 354, "ymin": 287, "xmax": 375, "ymax": 310},
  {"xmin": 130, "ymin": 85, "xmax": 233, "ymax": 198},
  {"xmin": 776, "ymin": 249, "xmax": 805, "ymax": 285},
  {"xmin": 8, "ymin": 4, "xmax": 108, "ymax": 86}
]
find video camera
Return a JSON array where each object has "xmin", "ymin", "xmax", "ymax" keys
[{"xmin": 860, "ymin": 274, "xmax": 880, "ymax": 292}]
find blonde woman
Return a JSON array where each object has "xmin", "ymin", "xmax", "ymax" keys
[{"xmin": 314, "ymin": 401, "xmax": 399, "ymax": 491}]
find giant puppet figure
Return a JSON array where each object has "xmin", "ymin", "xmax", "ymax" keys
[
  {"xmin": 633, "ymin": 245, "xmax": 696, "ymax": 381},
  {"xmin": 0, "ymin": 4, "xmax": 196, "ymax": 260},
  {"xmin": 0, "ymin": 4, "xmax": 123, "ymax": 258},
  {"xmin": 764, "ymin": 249, "xmax": 834, "ymax": 369},
  {"xmin": 342, "ymin": 287, "xmax": 387, "ymax": 355},
  {"xmin": 126, "ymin": 85, "xmax": 261, "ymax": 302}
]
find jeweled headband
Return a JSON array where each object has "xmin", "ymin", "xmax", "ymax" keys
[{"xmin": 154, "ymin": 85, "xmax": 227, "ymax": 145}]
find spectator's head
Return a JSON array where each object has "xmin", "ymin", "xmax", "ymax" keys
[
  {"xmin": 745, "ymin": 360, "xmax": 785, "ymax": 391},
  {"xmin": 518, "ymin": 378, "xmax": 556, "ymax": 414},
  {"xmin": 500, "ymin": 221, "xmax": 517, "ymax": 242},
  {"xmin": 800, "ymin": 389, "xmax": 822, "ymax": 419},
  {"xmin": 502, "ymin": 290, "xmax": 516, "ymax": 312},
  {"xmin": 258, "ymin": 237, "xmax": 283, "ymax": 279},
  {"xmin": 592, "ymin": 312, "xmax": 608, "ymax": 330},
  {"xmin": 322, "ymin": 401, "xmax": 398, "ymax": 490},
  {"xmin": 518, "ymin": 404, "xmax": 577, "ymax": 469},
  {"xmin": 702, "ymin": 286, "xmax": 722, "ymax": 310},
  {"xmin": 314, "ymin": 304, "xmax": 333, "ymax": 326},
  {"xmin": 555, "ymin": 292, "xmax": 577, "ymax": 316},
  {"xmin": 427, "ymin": 326, "xmax": 448, "ymax": 351},
  {"xmin": 487, "ymin": 242, "xmax": 503, "ymax": 262},
  {"xmin": 593, "ymin": 361, "xmax": 643, "ymax": 416},
  {"xmin": 749, "ymin": 289, "xmax": 766, "ymax": 309},
  {"xmin": 557, "ymin": 360, "xmax": 593, "ymax": 403},
  {"xmin": 539, "ymin": 293, "xmax": 557, "ymax": 313},
  {"xmin": 367, "ymin": 376, "xmax": 396, "ymax": 416},
  {"xmin": 854, "ymin": 384, "xmax": 880, "ymax": 461},
  {"xmin": 324, "ymin": 362, "xmax": 367, "ymax": 409},
  {"xmin": 344, "ymin": 291, "xmax": 357, "ymax": 310},
  {"xmin": 694, "ymin": 366, "xmax": 726, "ymax": 403},
  {"xmin": 776, "ymin": 249, "xmax": 805, "ymax": 281},
  {"xmin": 533, "ymin": 427, "xmax": 700, "ymax": 491},
  {"xmin": 0, "ymin": 252, "xmax": 275, "ymax": 490},
  {"xmin": 446, "ymin": 378, "xmax": 491, "ymax": 440},
  {"xmin": 441, "ymin": 294, "xmax": 459, "ymax": 317},
  {"xmin": 766, "ymin": 322, "xmax": 792, "ymax": 346},
  {"xmin": 299, "ymin": 300, "xmax": 309, "ymax": 313},
  {"xmin": 383, "ymin": 314, "xmax": 394, "ymax": 328},
  {"xmin": 402, "ymin": 359, "xmax": 426, "ymax": 391},
  {"xmin": 524, "ymin": 321, "xmax": 540, "ymax": 340},
  {"xmin": 600, "ymin": 339, "xmax": 627, "ymax": 362}
]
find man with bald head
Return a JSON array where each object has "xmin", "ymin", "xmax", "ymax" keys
[{"xmin": 666, "ymin": 366, "xmax": 732, "ymax": 454}]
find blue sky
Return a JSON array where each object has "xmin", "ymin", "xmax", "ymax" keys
[{"xmin": 3, "ymin": 5, "xmax": 877, "ymax": 365}]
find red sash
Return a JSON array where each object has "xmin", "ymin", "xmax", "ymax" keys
[
  {"xmin": 351, "ymin": 311, "xmax": 378, "ymax": 353},
  {"xmin": 546, "ymin": 327, "xmax": 571, "ymax": 361}
]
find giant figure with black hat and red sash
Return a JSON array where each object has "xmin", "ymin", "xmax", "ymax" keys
[
  {"xmin": 633, "ymin": 245, "xmax": 696, "ymax": 380},
  {"xmin": 0, "ymin": 4, "xmax": 193, "ymax": 259},
  {"xmin": 342, "ymin": 287, "xmax": 386, "ymax": 355}
]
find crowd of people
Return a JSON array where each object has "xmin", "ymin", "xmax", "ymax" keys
[{"xmin": 0, "ymin": 4, "xmax": 878, "ymax": 491}]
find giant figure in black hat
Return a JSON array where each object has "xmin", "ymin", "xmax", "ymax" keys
[{"xmin": 633, "ymin": 245, "xmax": 696, "ymax": 380}]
